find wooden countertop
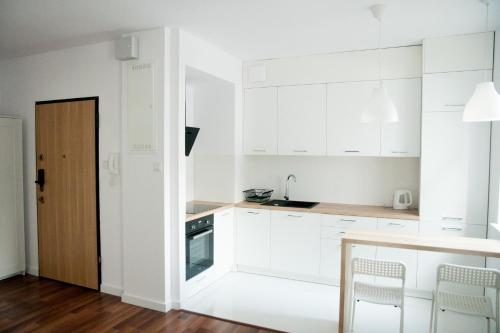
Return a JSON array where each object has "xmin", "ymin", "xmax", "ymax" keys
[
  {"xmin": 186, "ymin": 201, "xmax": 234, "ymax": 222},
  {"xmin": 236, "ymin": 201, "xmax": 419, "ymax": 220},
  {"xmin": 341, "ymin": 229, "xmax": 500, "ymax": 257}
]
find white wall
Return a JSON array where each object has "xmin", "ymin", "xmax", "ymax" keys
[
  {"xmin": 120, "ymin": 28, "xmax": 171, "ymax": 311},
  {"xmin": 0, "ymin": 41, "xmax": 122, "ymax": 293},
  {"xmin": 169, "ymin": 29, "xmax": 242, "ymax": 306},
  {"xmin": 241, "ymin": 156, "xmax": 420, "ymax": 207}
]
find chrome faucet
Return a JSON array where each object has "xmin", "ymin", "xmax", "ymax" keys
[{"xmin": 284, "ymin": 174, "xmax": 296, "ymax": 200}]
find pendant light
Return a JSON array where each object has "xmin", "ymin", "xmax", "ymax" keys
[
  {"xmin": 463, "ymin": 0, "xmax": 500, "ymax": 122},
  {"xmin": 361, "ymin": 4, "xmax": 398, "ymax": 123}
]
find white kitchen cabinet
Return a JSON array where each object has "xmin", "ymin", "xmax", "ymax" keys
[
  {"xmin": 423, "ymin": 32, "xmax": 494, "ymax": 73},
  {"xmin": 243, "ymin": 87, "xmax": 278, "ymax": 154},
  {"xmin": 0, "ymin": 117, "xmax": 25, "ymax": 280},
  {"xmin": 381, "ymin": 78, "xmax": 421, "ymax": 157},
  {"xmin": 327, "ymin": 81, "xmax": 380, "ymax": 156},
  {"xmin": 420, "ymin": 112, "xmax": 490, "ymax": 225},
  {"xmin": 214, "ymin": 209, "xmax": 234, "ymax": 274},
  {"xmin": 423, "ymin": 70, "xmax": 492, "ymax": 112},
  {"xmin": 236, "ymin": 208, "xmax": 270, "ymax": 269},
  {"xmin": 270, "ymin": 211, "xmax": 321, "ymax": 276},
  {"xmin": 376, "ymin": 219, "xmax": 419, "ymax": 289},
  {"xmin": 278, "ymin": 84, "xmax": 326, "ymax": 155},
  {"xmin": 417, "ymin": 222, "xmax": 486, "ymax": 294}
]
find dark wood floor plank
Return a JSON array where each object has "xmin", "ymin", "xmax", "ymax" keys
[{"xmin": 0, "ymin": 275, "xmax": 278, "ymax": 333}]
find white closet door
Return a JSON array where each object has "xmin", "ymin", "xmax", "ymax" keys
[{"xmin": 0, "ymin": 117, "xmax": 25, "ymax": 279}]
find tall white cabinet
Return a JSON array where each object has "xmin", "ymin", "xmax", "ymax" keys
[
  {"xmin": 418, "ymin": 32, "xmax": 493, "ymax": 293},
  {"xmin": 0, "ymin": 117, "xmax": 25, "ymax": 280}
]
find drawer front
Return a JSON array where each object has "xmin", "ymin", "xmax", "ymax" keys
[
  {"xmin": 321, "ymin": 214, "xmax": 377, "ymax": 229},
  {"xmin": 321, "ymin": 226, "xmax": 348, "ymax": 240},
  {"xmin": 419, "ymin": 221, "xmax": 486, "ymax": 239},
  {"xmin": 377, "ymin": 218, "xmax": 418, "ymax": 235}
]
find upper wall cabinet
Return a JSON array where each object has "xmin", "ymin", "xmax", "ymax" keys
[
  {"xmin": 278, "ymin": 84, "xmax": 327, "ymax": 155},
  {"xmin": 327, "ymin": 81, "xmax": 380, "ymax": 156},
  {"xmin": 423, "ymin": 70, "xmax": 492, "ymax": 112},
  {"xmin": 381, "ymin": 78, "xmax": 422, "ymax": 157},
  {"xmin": 243, "ymin": 87, "xmax": 278, "ymax": 154},
  {"xmin": 423, "ymin": 32, "xmax": 494, "ymax": 73},
  {"xmin": 243, "ymin": 46, "xmax": 422, "ymax": 88}
]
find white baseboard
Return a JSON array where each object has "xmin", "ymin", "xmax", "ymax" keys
[
  {"xmin": 100, "ymin": 283, "xmax": 123, "ymax": 296},
  {"xmin": 121, "ymin": 293, "xmax": 172, "ymax": 312},
  {"xmin": 26, "ymin": 265, "xmax": 39, "ymax": 276}
]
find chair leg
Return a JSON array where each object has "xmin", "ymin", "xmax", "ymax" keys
[
  {"xmin": 350, "ymin": 299, "xmax": 357, "ymax": 332},
  {"xmin": 399, "ymin": 305, "xmax": 404, "ymax": 333},
  {"xmin": 429, "ymin": 298, "xmax": 434, "ymax": 333},
  {"xmin": 433, "ymin": 304, "xmax": 439, "ymax": 333}
]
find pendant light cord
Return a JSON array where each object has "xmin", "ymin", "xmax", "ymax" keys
[
  {"xmin": 378, "ymin": 16, "xmax": 382, "ymax": 85},
  {"xmin": 482, "ymin": 1, "xmax": 490, "ymax": 82}
]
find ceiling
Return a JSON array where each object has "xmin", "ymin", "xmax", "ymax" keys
[{"xmin": 0, "ymin": 0, "xmax": 499, "ymax": 61}]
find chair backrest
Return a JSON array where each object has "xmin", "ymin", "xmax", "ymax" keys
[
  {"xmin": 436, "ymin": 264, "xmax": 500, "ymax": 289},
  {"xmin": 351, "ymin": 257, "xmax": 406, "ymax": 281}
]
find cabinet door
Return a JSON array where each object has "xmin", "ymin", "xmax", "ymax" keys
[
  {"xmin": 423, "ymin": 32, "xmax": 494, "ymax": 73},
  {"xmin": 270, "ymin": 211, "xmax": 321, "ymax": 275},
  {"xmin": 214, "ymin": 209, "xmax": 234, "ymax": 273},
  {"xmin": 420, "ymin": 112, "xmax": 490, "ymax": 224},
  {"xmin": 327, "ymin": 81, "xmax": 380, "ymax": 156},
  {"xmin": 278, "ymin": 84, "xmax": 326, "ymax": 155},
  {"xmin": 236, "ymin": 208, "xmax": 270, "ymax": 269},
  {"xmin": 381, "ymin": 78, "xmax": 421, "ymax": 157},
  {"xmin": 417, "ymin": 222, "xmax": 486, "ymax": 294},
  {"xmin": 423, "ymin": 71, "xmax": 492, "ymax": 112},
  {"xmin": 376, "ymin": 219, "xmax": 419, "ymax": 289},
  {"xmin": 243, "ymin": 87, "xmax": 278, "ymax": 154}
]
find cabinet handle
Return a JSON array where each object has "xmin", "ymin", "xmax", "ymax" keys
[
  {"xmin": 445, "ymin": 104, "xmax": 465, "ymax": 107},
  {"xmin": 340, "ymin": 218, "xmax": 356, "ymax": 222},
  {"xmin": 253, "ymin": 149, "xmax": 266, "ymax": 152},
  {"xmin": 344, "ymin": 150, "xmax": 360, "ymax": 153},
  {"xmin": 247, "ymin": 211, "xmax": 260, "ymax": 215},
  {"xmin": 338, "ymin": 231, "xmax": 346, "ymax": 235},
  {"xmin": 387, "ymin": 222, "xmax": 404, "ymax": 228},
  {"xmin": 441, "ymin": 216, "xmax": 463, "ymax": 221},
  {"xmin": 442, "ymin": 227, "xmax": 463, "ymax": 232},
  {"xmin": 293, "ymin": 150, "xmax": 308, "ymax": 153},
  {"xmin": 287, "ymin": 214, "xmax": 302, "ymax": 218},
  {"xmin": 391, "ymin": 151, "xmax": 408, "ymax": 154}
]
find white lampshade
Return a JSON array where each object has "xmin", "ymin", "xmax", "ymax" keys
[
  {"xmin": 361, "ymin": 86, "xmax": 398, "ymax": 123},
  {"xmin": 463, "ymin": 82, "xmax": 500, "ymax": 122}
]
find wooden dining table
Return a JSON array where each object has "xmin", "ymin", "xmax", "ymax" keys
[{"xmin": 338, "ymin": 229, "xmax": 500, "ymax": 333}]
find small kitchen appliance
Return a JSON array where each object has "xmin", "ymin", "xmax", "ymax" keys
[
  {"xmin": 185, "ymin": 214, "xmax": 214, "ymax": 280},
  {"xmin": 393, "ymin": 189, "xmax": 412, "ymax": 210}
]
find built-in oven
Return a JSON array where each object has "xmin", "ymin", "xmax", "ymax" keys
[{"xmin": 185, "ymin": 214, "xmax": 214, "ymax": 281}]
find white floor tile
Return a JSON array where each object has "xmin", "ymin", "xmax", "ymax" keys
[{"xmin": 182, "ymin": 272, "xmax": 490, "ymax": 333}]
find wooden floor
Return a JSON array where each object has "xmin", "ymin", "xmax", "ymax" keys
[{"xmin": 0, "ymin": 275, "xmax": 276, "ymax": 333}]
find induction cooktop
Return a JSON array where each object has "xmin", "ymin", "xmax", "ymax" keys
[{"xmin": 186, "ymin": 202, "xmax": 222, "ymax": 215}]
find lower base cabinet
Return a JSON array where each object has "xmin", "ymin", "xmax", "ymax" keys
[{"xmin": 236, "ymin": 208, "xmax": 271, "ymax": 269}]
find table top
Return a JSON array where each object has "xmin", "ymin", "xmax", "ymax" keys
[{"xmin": 342, "ymin": 229, "xmax": 500, "ymax": 258}]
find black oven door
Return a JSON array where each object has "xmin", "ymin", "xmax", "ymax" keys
[{"xmin": 186, "ymin": 225, "xmax": 214, "ymax": 280}]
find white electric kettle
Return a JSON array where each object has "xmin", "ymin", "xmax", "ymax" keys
[{"xmin": 393, "ymin": 189, "xmax": 412, "ymax": 210}]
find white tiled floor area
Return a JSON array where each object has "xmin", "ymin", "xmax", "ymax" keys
[{"xmin": 182, "ymin": 272, "xmax": 490, "ymax": 333}]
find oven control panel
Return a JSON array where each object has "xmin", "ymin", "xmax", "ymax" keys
[{"xmin": 186, "ymin": 214, "xmax": 214, "ymax": 234}]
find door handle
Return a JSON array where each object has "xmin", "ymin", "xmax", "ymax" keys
[{"xmin": 35, "ymin": 169, "xmax": 45, "ymax": 192}]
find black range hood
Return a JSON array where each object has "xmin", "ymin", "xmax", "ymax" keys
[{"xmin": 185, "ymin": 126, "xmax": 200, "ymax": 156}]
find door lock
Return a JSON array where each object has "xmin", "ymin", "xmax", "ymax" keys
[{"xmin": 35, "ymin": 169, "xmax": 45, "ymax": 192}]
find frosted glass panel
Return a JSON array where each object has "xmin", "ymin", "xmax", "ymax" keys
[{"xmin": 126, "ymin": 62, "xmax": 156, "ymax": 152}]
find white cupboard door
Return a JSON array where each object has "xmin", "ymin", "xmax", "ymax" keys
[
  {"xmin": 327, "ymin": 81, "xmax": 380, "ymax": 156},
  {"xmin": 244, "ymin": 87, "xmax": 278, "ymax": 155},
  {"xmin": 278, "ymin": 84, "xmax": 327, "ymax": 155},
  {"xmin": 0, "ymin": 118, "xmax": 24, "ymax": 279},
  {"xmin": 214, "ymin": 209, "xmax": 234, "ymax": 274},
  {"xmin": 270, "ymin": 211, "xmax": 321, "ymax": 276},
  {"xmin": 420, "ymin": 112, "xmax": 490, "ymax": 225},
  {"xmin": 423, "ymin": 71, "xmax": 492, "ymax": 113},
  {"xmin": 236, "ymin": 208, "xmax": 271, "ymax": 269},
  {"xmin": 417, "ymin": 222, "xmax": 486, "ymax": 294},
  {"xmin": 423, "ymin": 32, "xmax": 494, "ymax": 73},
  {"xmin": 376, "ymin": 219, "xmax": 419, "ymax": 289},
  {"xmin": 381, "ymin": 78, "xmax": 421, "ymax": 157}
]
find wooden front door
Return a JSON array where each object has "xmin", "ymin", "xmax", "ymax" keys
[{"xmin": 35, "ymin": 97, "xmax": 99, "ymax": 290}]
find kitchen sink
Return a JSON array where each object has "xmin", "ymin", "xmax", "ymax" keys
[{"xmin": 261, "ymin": 199, "xmax": 319, "ymax": 209}]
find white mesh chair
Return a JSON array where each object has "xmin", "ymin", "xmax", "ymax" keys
[
  {"xmin": 429, "ymin": 264, "xmax": 500, "ymax": 333},
  {"xmin": 350, "ymin": 257, "xmax": 406, "ymax": 333}
]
